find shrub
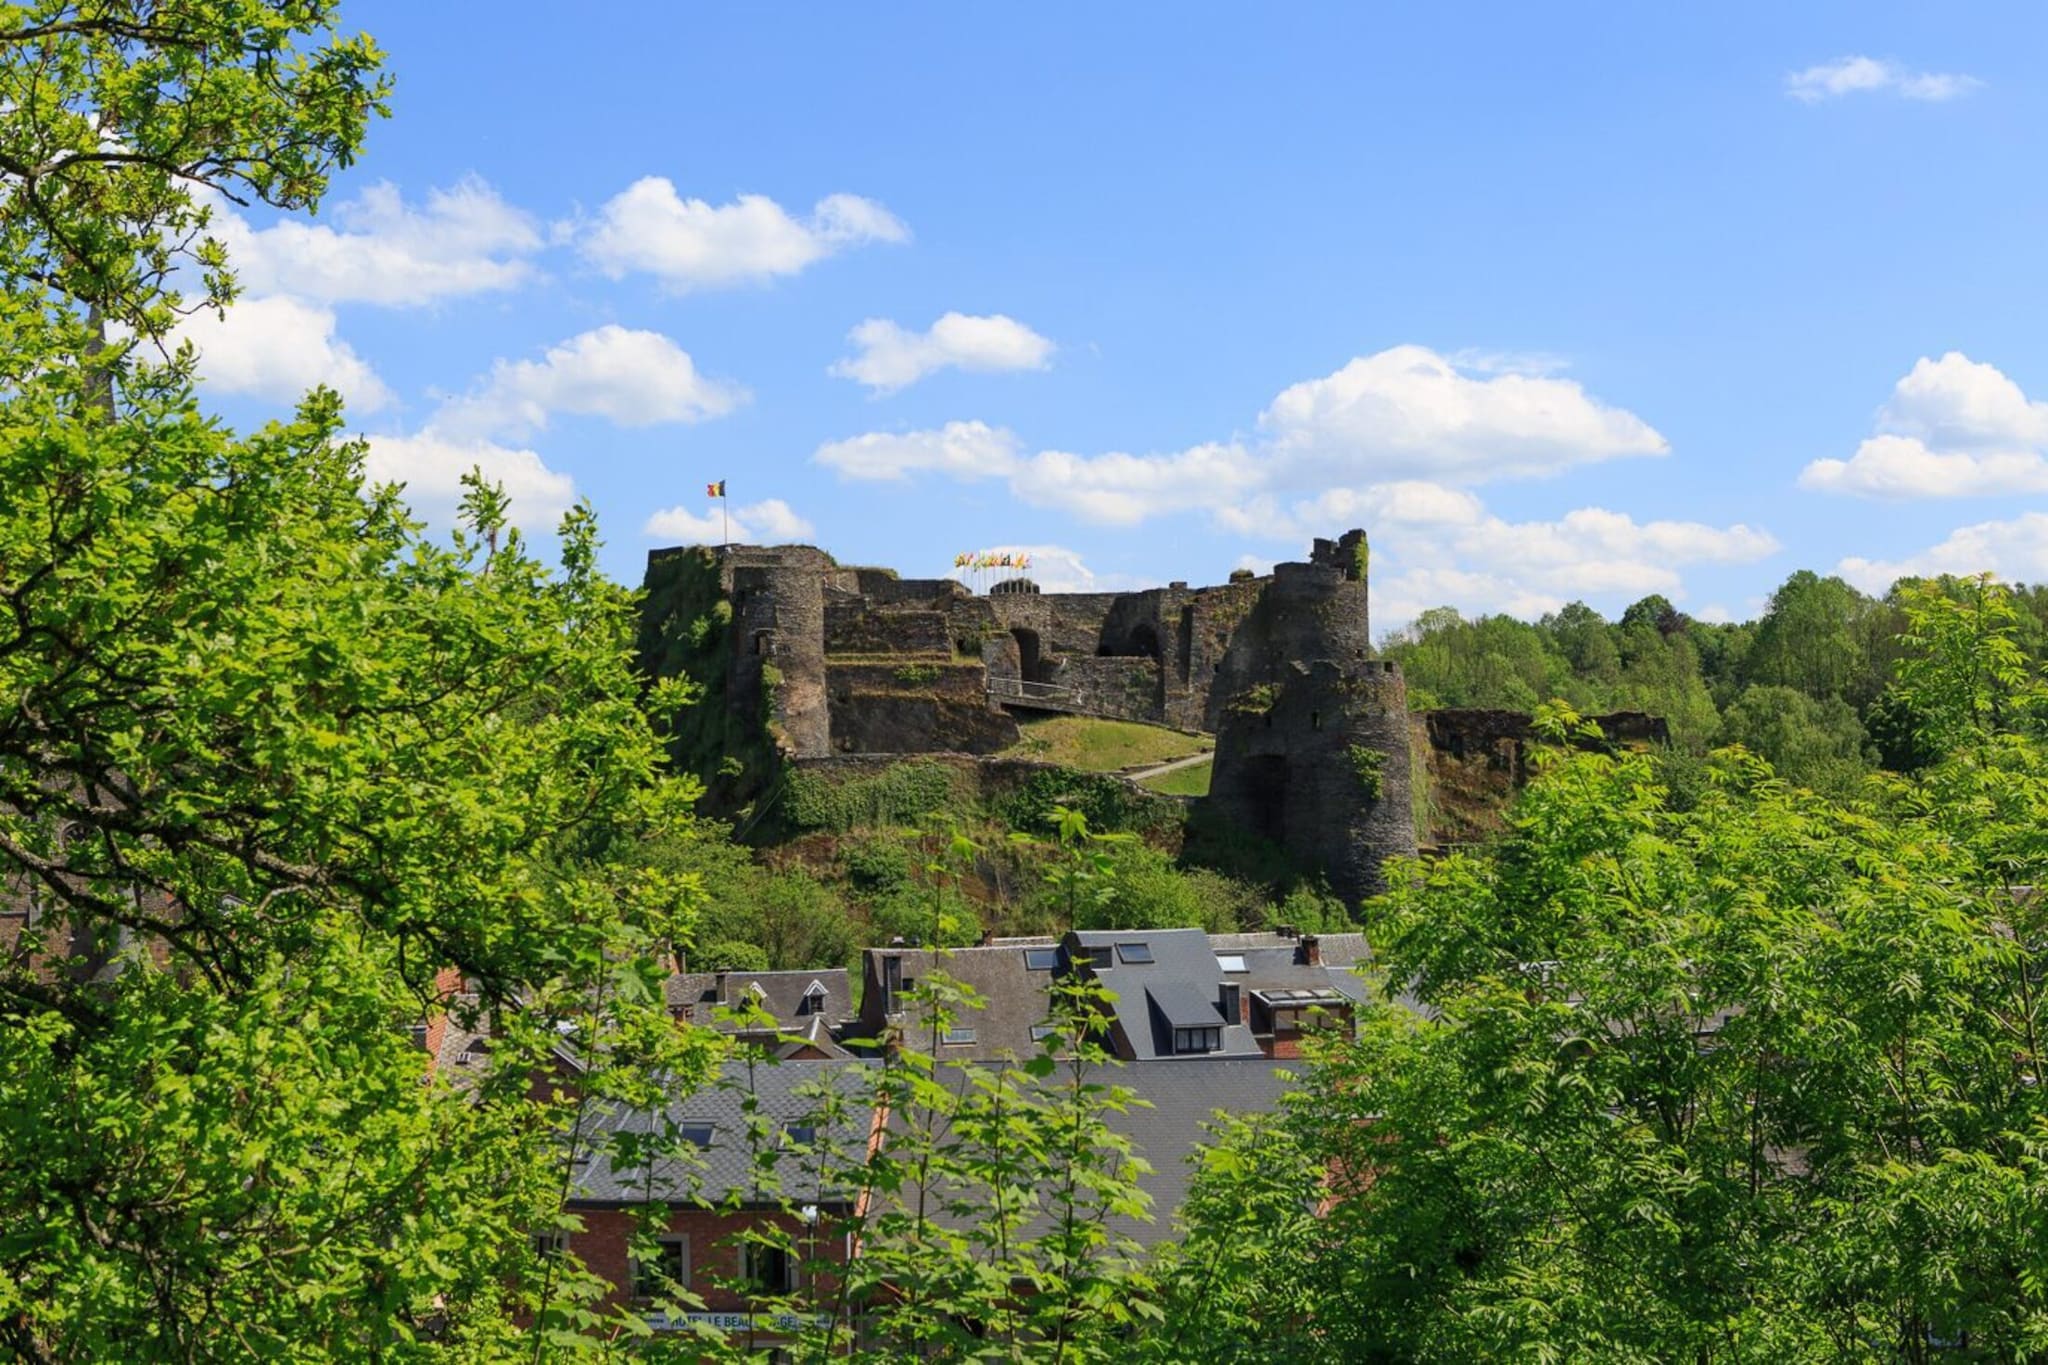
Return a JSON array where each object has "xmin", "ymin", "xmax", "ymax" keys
[
  {"xmin": 1347, "ymin": 743, "xmax": 1385, "ymax": 800},
  {"xmin": 783, "ymin": 761, "xmax": 968, "ymax": 832}
]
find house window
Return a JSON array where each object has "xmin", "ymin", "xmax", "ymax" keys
[
  {"xmin": 632, "ymin": 1237, "xmax": 690, "ymax": 1301},
  {"xmin": 739, "ymin": 1241, "xmax": 797, "ymax": 1295},
  {"xmin": 880, "ymin": 955, "xmax": 902, "ymax": 1012},
  {"xmin": 1023, "ymin": 947, "xmax": 1060, "ymax": 971},
  {"xmin": 1219, "ymin": 984, "xmax": 1240, "ymax": 1022},
  {"xmin": 533, "ymin": 1231, "xmax": 567, "ymax": 1260},
  {"xmin": 1215, "ymin": 954, "xmax": 1247, "ymax": 973},
  {"xmin": 1173, "ymin": 1026, "xmax": 1222, "ymax": 1054},
  {"xmin": 782, "ymin": 1122, "xmax": 817, "ymax": 1147},
  {"xmin": 1030, "ymin": 1024, "xmax": 1058, "ymax": 1043},
  {"xmin": 799, "ymin": 981, "xmax": 828, "ymax": 1015},
  {"xmin": 942, "ymin": 1026, "xmax": 977, "ymax": 1046},
  {"xmin": 676, "ymin": 1122, "xmax": 715, "ymax": 1148},
  {"xmin": 1087, "ymin": 947, "xmax": 1114, "ymax": 969},
  {"xmin": 1115, "ymin": 942, "xmax": 1154, "ymax": 965}
]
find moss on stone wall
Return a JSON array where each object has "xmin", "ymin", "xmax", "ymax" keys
[
  {"xmin": 636, "ymin": 547, "xmax": 775, "ymax": 806},
  {"xmin": 782, "ymin": 760, "xmax": 973, "ymax": 832}
]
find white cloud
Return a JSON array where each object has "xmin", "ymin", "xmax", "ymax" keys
[
  {"xmin": 1786, "ymin": 56, "xmax": 1982, "ymax": 103},
  {"xmin": 1837, "ymin": 513, "xmax": 2048, "ymax": 594},
  {"xmin": 214, "ymin": 178, "xmax": 542, "ymax": 307},
  {"xmin": 1012, "ymin": 443, "xmax": 1264, "ymax": 525},
  {"xmin": 814, "ymin": 420, "xmax": 1022, "ymax": 482},
  {"xmin": 818, "ymin": 348, "xmax": 1665, "ymax": 528},
  {"xmin": 175, "ymin": 294, "xmax": 391, "ymax": 412},
  {"xmin": 1357, "ymin": 491, "xmax": 1778, "ymax": 631},
  {"xmin": 1259, "ymin": 345, "xmax": 1668, "ymax": 483},
  {"xmin": 430, "ymin": 325, "xmax": 746, "ymax": 440},
  {"xmin": 578, "ymin": 177, "xmax": 907, "ymax": 291},
  {"xmin": 1800, "ymin": 353, "xmax": 2048, "ymax": 497},
  {"xmin": 643, "ymin": 498, "xmax": 816, "ymax": 546},
  {"xmin": 360, "ymin": 433, "xmax": 577, "ymax": 531},
  {"xmin": 830, "ymin": 312, "xmax": 1054, "ymax": 393}
]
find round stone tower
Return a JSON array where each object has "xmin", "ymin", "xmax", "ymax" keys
[
  {"xmin": 1206, "ymin": 529, "xmax": 1417, "ymax": 904},
  {"xmin": 726, "ymin": 547, "xmax": 831, "ymax": 758}
]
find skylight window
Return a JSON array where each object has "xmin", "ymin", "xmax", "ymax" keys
[
  {"xmin": 1216, "ymin": 954, "xmax": 1248, "ymax": 973},
  {"xmin": 676, "ymin": 1123, "xmax": 715, "ymax": 1148},
  {"xmin": 1115, "ymin": 942, "xmax": 1154, "ymax": 964},
  {"xmin": 1023, "ymin": 947, "xmax": 1060, "ymax": 971}
]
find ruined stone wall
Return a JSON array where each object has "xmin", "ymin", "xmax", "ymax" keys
[
  {"xmin": 1040, "ymin": 655, "xmax": 1163, "ymax": 723},
  {"xmin": 986, "ymin": 592, "xmax": 1127, "ymax": 659},
  {"xmin": 1210, "ymin": 661, "xmax": 1415, "ymax": 904},
  {"xmin": 726, "ymin": 547, "xmax": 833, "ymax": 759},
  {"xmin": 823, "ymin": 601, "xmax": 954, "ymax": 657},
  {"xmin": 1417, "ymin": 708, "xmax": 1670, "ymax": 846},
  {"xmin": 1205, "ymin": 534, "xmax": 1413, "ymax": 904},
  {"xmin": 824, "ymin": 662, "xmax": 1018, "ymax": 755}
]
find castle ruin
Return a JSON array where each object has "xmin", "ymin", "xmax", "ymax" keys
[{"xmin": 641, "ymin": 528, "xmax": 1419, "ymax": 902}]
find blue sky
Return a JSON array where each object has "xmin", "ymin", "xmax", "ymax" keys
[{"xmin": 186, "ymin": 2, "xmax": 2048, "ymax": 635}]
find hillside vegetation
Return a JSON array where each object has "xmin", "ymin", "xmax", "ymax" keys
[{"xmin": 1382, "ymin": 570, "xmax": 2048, "ymax": 797}]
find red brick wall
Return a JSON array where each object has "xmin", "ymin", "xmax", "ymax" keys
[{"xmin": 567, "ymin": 1204, "xmax": 849, "ymax": 1316}]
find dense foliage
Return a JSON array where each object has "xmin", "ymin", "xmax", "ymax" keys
[
  {"xmin": 1383, "ymin": 573, "xmax": 2048, "ymax": 795},
  {"xmin": 1181, "ymin": 582, "xmax": 2048, "ymax": 1361}
]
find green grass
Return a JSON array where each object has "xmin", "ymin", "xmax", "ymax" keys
[
  {"xmin": 1140, "ymin": 757, "xmax": 1212, "ymax": 797},
  {"xmin": 1003, "ymin": 715, "xmax": 1212, "ymax": 772}
]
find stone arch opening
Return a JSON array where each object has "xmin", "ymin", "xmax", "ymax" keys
[
  {"xmin": 1011, "ymin": 627, "xmax": 1046, "ymax": 683},
  {"xmin": 1235, "ymin": 755, "xmax": 1288, "ymax": 841}
]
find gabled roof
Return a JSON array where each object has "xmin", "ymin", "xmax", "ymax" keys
[
  {"xmin": 859, "ymin": 939, "xmax": 1061, "ymax": 1061},
  {"xmin": 1067, "ymin": 928, "xmax": 1262, "ymax": 1060},
  {"xmin": 666, "ymin": 966, "xmax": 855, "ymax": 1031},
  {"xmin": 571, "ymin": 1059, "xmax": 878, "ymax": 1207}
]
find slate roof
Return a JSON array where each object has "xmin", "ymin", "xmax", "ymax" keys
[
  {"xmin": 858, "ymin": 938, "xmax": 1061, "ymax": 1061},
  {"xmin": 1067, "ymin": 928, "xmax": 1262, "ymax": 1060},
  {"xmin": 666, "ymin": 967, "xmax": 855, "ymax": 1031},
  {"xmin": 571, "ymin": 1058, "xmax": 878, "ymax": 1207},
  {"xmin": 902, "ymin": 1056, "xmax": 1298, "ymax": 1249}
]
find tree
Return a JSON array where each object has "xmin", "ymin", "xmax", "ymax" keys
[
  {"xmin": 0, "ymin": 6, "xmax": 715, "ymax": 1356},
  {"xmin": 1715, "ymin": 683, "xmax": 1869, "ymax": 796},
  {"xmin": 1189, "ymin": 629, "xmax": 2048, "ymax": 1360}
]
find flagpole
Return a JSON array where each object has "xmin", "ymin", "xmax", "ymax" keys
[{"xmin": 722, "ymin": 489, "xmax": 729, "ymax": 547}]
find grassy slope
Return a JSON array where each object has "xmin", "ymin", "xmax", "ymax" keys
[
  {"xmin": 1002, "ymin": 715, "xmax": 1212, "ymax": 772},
  {"xmin": 1140, "ymin": 758, "xmax": 1213, "ymax": 796}
]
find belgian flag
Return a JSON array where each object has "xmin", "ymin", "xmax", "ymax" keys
[{"xmin": 706, "ymin": 480, "xmax": 726, "ymax": 498}]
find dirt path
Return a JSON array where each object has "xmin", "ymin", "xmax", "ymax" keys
[{"xmin": 1123, "ymin": 751, "xmax": 1214, "ymax": 783}]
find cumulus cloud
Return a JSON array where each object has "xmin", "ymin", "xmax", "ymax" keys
[
  {"xmin": 818, "ymin": 347, "xmax": 1666, "ymax": 526},
  {"xmin": 430, "ymin": 325, "xmax": 746, "ymax": 440},
  {"xmin": 360, "ymin": 433, "xmax": 577, "ymax": 532},
  {"xmin": 213, "ymin": 177, "xmax": 542, "ymax": 307},
  {"xmin": 578, "ymin": 178, "xmax": 907, "ymax": 291},
  {"xmin": 643, "ymin": 498, "xmax": 816, "ymax": 546},
  {"xmin": 1837, "ymin": 512, "xmax": 2048, "ymax": 594},
  {"xmin": 830, "ymin": 312, "xmax": 1055, "ymax": 393},
  {"xmin": 1012, "ymin": 443, "xmax": 1265, "ymax": 526},
  {"xmin": 1258, "ymin": 345, "xmax": 1668, "ymax": 483},
  {"xmin": 174, "ymin": 294, "xmax": 391, "ymax": 412},
  {"xmin": 814, "ymin": 420, "xmax": 1022, "ymax": 482},
  {"xmin": 1800, "ymin": 353, "xmax": 2048, "ymax": 497},
  {"xmin": 1368, "ymin": 500, "xmax": 1779, "ymax": 630},
  {"xmin": 1786, "ymin": 56, "xmax": 1982, "ymax": 104}
]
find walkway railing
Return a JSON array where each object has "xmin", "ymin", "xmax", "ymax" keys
[{"xmin": 986, "ymin": 676, "xmax": 1078, "ymax": 707}]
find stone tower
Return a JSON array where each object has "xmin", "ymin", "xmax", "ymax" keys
[{"xmin": 1205, "ymin": 530, "xmax": 1416, "ymax": 904}]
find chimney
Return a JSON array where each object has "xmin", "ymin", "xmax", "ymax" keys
[{"xmin": 1301, "ymin": 934, "xmax": 1322, "ymax": 967}]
